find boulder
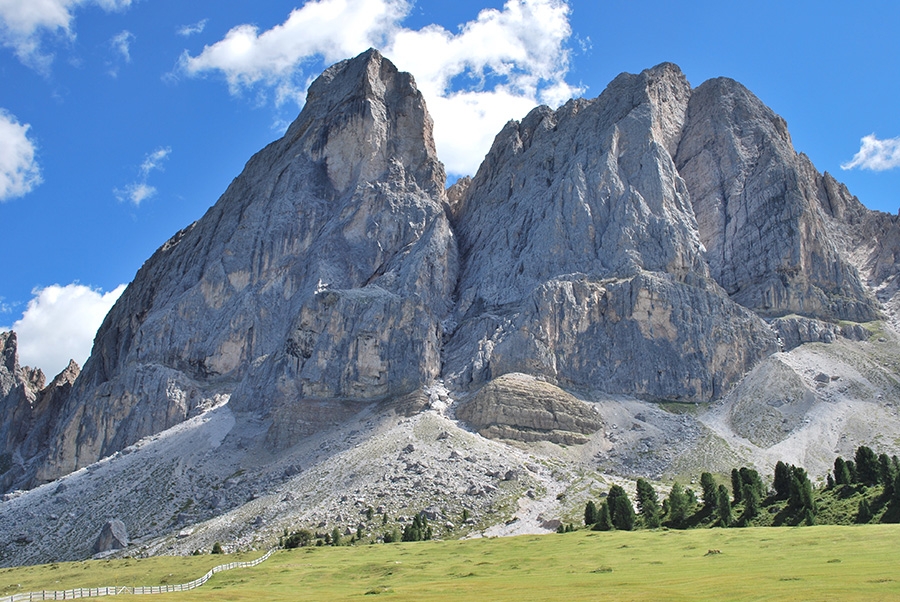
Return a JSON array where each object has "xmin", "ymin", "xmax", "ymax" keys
[{"xmin": 92, "ymin": 519, "xmax": 128, "ymax": 554}]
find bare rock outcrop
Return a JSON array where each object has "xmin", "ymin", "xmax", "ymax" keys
[
  {"xmin": 675, "ymin": 78, "xmax": 878, "ymax": 322},
  {"xmin": 456, "ymin": 373, "xmax": 601, "ymax": 445},
  {"xmin": 445, "ymin": 63, "xmax": 778, "ymax": 401},
  {"xmin": 34, "ymin": 48, "xmax": 457, "ymax": 483},
  {"xmin": 0, "ymin": 332, "xmax": 80, "ymax": 492},
  {"xmin": 92, "ymin": 519, "xmax": 128, "ymax": 554},
  {"xmin": 7, "ymin": 52, "xmax": 898, "ymax": 500}
]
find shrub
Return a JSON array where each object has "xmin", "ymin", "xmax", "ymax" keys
[{"xmin": 211, "ymin": 542, "xmax": 223, "ymax": 554}]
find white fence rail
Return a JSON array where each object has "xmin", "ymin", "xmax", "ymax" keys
[{"xmin": 1, "ymin": 548, "xmax": 276, "ymax": 601}]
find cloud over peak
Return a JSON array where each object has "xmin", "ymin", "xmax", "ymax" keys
[
  {"xmin": 1, "ymin": 282, "xmax": 126, "ymax": 377},
  {"xmin": 179, "ymin": 0, "xmax": 580, "ymax": 176},
  {"xmin": 842, "ymin": 134, "xmax": 900, "ymax": 172}
]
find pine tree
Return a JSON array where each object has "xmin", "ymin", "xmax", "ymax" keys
[
  {"xmin": 740, "ymin": 467, "xmax": 766, "ymax": 500},
  {"xmin": 592, "ymin": 502, "xmax": 613, "ymax": 531},
  {"xmin": 878, "ymin": 453, "xmax": 894, "ymax": 487},
  {"xmin": 606, "ymin": 485, "xmax": 627, "ymax": 525},
  {"xmin": 731, "ymin": 469, "xmax": 743, "ymax": 503},
  {"xmin": 636, "ymin": 478, "xmax": 661, "ymax": 529},
  {"xmin": 211, "ymin": 542, "xmax": 223, "ymax": 554},
  {"xmin": 856, "ymin": 446, "xmax": 879, "ymax": 485},
  {"xmin": 716, "ymin": 485, "xmax": 732, "ymax": 527},
  {"xmin": 834, "ymin": 457, "xmax": 850, "ymax": 485},
  {"xmin": 666, "ymin": 482, "xmax": 689, "ymax": 528},
  {"xmin": 331, "ymin": 527, "xmax": 342, "ymax": 546},
  {"xmin": 700, "ymin": 472, "xmax": 717, "ymax": 510},
  {"xmin": 742, "ymin": 482, "xmax": 760, "ymax": 522},
  {"xmin": 611, "ymin": 494, "xmax": 635, "ymax": 531},
  {"xmin": 584, "ymin": 500, "xmax": 598, "ymax": 526},
  {"xmin": 773, "ymin": 461, "xmax": 791, "ymax": 500},
  {"xmin": 893, "ymin": 471, "xmax": 900, "ymax": 507}
]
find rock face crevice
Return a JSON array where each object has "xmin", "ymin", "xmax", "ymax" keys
[{"xmin": 4, "ymin": 50, "xmax": 900, "ymax": 492}]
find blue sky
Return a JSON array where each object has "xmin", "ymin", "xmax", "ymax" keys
[{"xmin": 1, "ymin": 0, "xmax": 898, "ymax": 376}]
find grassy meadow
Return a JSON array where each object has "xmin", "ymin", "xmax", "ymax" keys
[{"xmin": 3, "ymin": 525, "xmax": 900, "ymax": 601}]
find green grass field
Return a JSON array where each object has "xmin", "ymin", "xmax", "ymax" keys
[{"xmin": 3, "ymin": 526, "xmax": 900, "ymax": 601}]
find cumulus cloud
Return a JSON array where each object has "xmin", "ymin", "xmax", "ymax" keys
[
  {"xmin": 114, "ymin": 146, "xmax": 170, "ymax": 205},
  {"xmin": 2, "ymin": 283, "xmax": 126, "ymax": 376},
  {"xmin": 842, "ymin": 134, "xmax": 900, "ymax": 171},
  {"xmin": 177, "ymin": 18, "xmax": 208, "ymax": 37},
  {"xmin": 179, "ymin": 0, "xmax": 580, "ymax": 175},
  {"xmin": 0, "ymin": 0, "xmax": 133, "ymax": 71},
  {"xmin": 0, "ymin": 109, "xmax": 42, "ymax": 201}
]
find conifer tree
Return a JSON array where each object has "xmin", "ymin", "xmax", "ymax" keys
[
  {"xmin": 666, "ymin": 482, "xmax": 689, "ymax": 528},
  {"xmin": 773, "ymin": 461, "xmax": 791, "ymax": 500},
  {"xmin": 611, "ymin": 493, "xmax": 635, "ymax": 531},
  {"xmin": 731, "ymin": 469, "xmax": 743, "ymax": 503},
  {"xmin": 741, "ymin": 482, "xmax": 760, "ymax": 522},
  {"xmin": 834, "ymin": 457, "xmax": 850, "ymax": 485},
  {"xmin": 592, "ymin": 502, "xmax": 613, "ymax": 531},
  {"xmin": 878, "ymin": 453, "xmax": 893, "ymax": 487},
  {"xmin": 716, "ymin": 485, "xmax": 732, "ymax": 527},
  {"xmin": 584, "ymin": 500, "xmax": 598, "ymax": 526},
  {"xmin": 855, "ymin": 446, "xmax": 879, "ymax": 485},
  {"xmin": 606, "ymin": 485, "xmax": 628, "ymax": 525},
  {"xmin": 700, "ymin": 472, "xmax": 717, "ymax": 510},
  {"xmin": 636, "ymin": 478, "xmax": 661, "ymax": 529}
]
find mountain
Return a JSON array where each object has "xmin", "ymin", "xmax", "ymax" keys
[{"xmin": 2, "ymin": 49, "xmax": 900, "ymax": 566}]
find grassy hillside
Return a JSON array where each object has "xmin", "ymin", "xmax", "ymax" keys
[{"xmin": 3, "ymin": 526, "xmax": 900, "ymax": 601}]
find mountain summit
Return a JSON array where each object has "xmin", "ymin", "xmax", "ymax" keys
[{"xmin": 2, "ymin": 50, "xmax": 900, "ymax": 565}]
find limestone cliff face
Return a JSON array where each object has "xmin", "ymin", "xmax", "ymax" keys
[
  {"xmin": 36, "ymin": 49, "xmax": 457, "ymax": 483},
  {"xmin": 445, "ymin": 63, "xmax": 778, "ymax": 401},
  {"xmin": 675, "ymin": 78, "xmax": 878, "ymax": 321},
  {"xmin": 0, "ymin": 332, "xmax": 78, "ymax": 491},
  {"xmin": 9, "ymin": 52, "xmax": 898, "ymax": 491}
]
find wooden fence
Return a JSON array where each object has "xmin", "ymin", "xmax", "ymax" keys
[{"xmin": 1, "ymin": 548, "xmax": 276, "ymax": 601}]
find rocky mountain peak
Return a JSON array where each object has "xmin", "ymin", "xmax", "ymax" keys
[{"xmin": 287, "ymin": 48, "xmax": 445, "ymax": 197}]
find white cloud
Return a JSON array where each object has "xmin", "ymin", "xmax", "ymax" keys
[
  {"xmin": 2, "ymin": 283, "xmax": 126, "ymax": 377},
  {"xmin": 842, "ymin": 134, "xmax": 900, "ymax": 171},
  {"xmin": 140, "ymin": 146, "xmax": 170, "ymax": 176},
  {"xmin": 115, "ymin": 182, "xmax": 156, "ymax": 205},
  {"xmin": 0, "ymin": 0, "xmax": 133, "ymax": 71},
  {"xmin": 115, "ymin": 146, "xmax": 170, "ymax": 206},
  {"xmin": 177, "ymin": 18, "xmax": 208, "ymax": 37},
  {"xmin": 179, "ymin": 0, "xmax": 580, "ymax": 175},
  {"xmin": 0, "ymin": 108, "xmax": 41, "ymax": 201},
  {"xmin": 110, "ymin": 29, "xmax": 133, "ymax": 61}
]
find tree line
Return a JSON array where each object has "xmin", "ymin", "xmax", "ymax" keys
[{"xmin": 577, "ymin": 445, "xmax": 900, "ymax": 532}]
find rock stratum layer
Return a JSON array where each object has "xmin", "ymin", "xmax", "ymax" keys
[{"xmin": 2, "ymin": 50, "xmax": 898, "ymax": 493}]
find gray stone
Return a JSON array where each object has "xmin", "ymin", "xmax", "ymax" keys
[
  {"xmin": 92, "ymin": 519, "xmax": 128, "ymax": 554},
  {"xmin": 675, "ymin": 78, "xmax": 878, "ymax": 322},
  {"xmin": 457, "ymin": 373, "xmax": 601, "ymax": 445}
]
